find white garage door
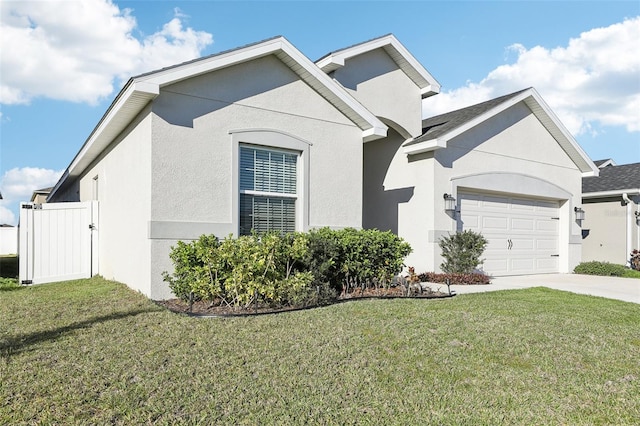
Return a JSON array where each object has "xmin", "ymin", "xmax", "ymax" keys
[{"xmin": 458, "ymin": 192, "xmax": 559, "ymax": 276}]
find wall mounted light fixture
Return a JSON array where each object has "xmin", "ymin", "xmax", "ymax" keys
[
  {"xmin": 574, "ymin": 206, "xmax": 586, "ymax": 221},
  {"xmin": 444, "ymin": 193, "xmax": 456, "ymax": 213}
]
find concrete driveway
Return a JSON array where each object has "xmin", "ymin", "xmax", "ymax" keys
[{"xmin": 428, "ymin": 274, "xmax": 640, "ymax": 304}]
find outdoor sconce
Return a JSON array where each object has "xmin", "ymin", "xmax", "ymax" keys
[
  {"xmin": 574, "ymin": 206, "xmax": 586, "ymax": 221},
  {"xmin": 444, "ymin": 193, "xmax": 456, "ymax": 214}
]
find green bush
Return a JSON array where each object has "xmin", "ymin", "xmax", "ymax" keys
[
  {"xmin": 0, "ymin": 276, "xmax": 20, "ymax": 291},
  {"xmin": 163, "ymin": 228, "xmax": 413, "ymax": 307},
  {"xmin": 574, "ymin": 261, "xmax": 628, "ymax": 277},
  {"xmin": 439, "ymin": 230, "xmax": 488, "ymax": 274},
  {"xmin": 299, "ymin": 228, "xmax": 411, "ymax": 293},
  {"xmin": 163, "ymin": 232, "xmax": 313, "ymax": 308}
]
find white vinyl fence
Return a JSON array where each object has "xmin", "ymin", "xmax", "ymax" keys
[
  {"xmin": 19, "ymin": 201, "xmax": 98, "ymax": 285},
  {"xmin": 0, "ymin": 226, "xmax": 18, "ymax": 255}
]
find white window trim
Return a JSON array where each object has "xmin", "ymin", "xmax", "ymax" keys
[{"xmin": 230, "ymin": 129, "xmax": 311, "ymax": 236}]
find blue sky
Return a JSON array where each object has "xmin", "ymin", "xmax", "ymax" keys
[{"xmin": 1, "ymin": 0, "xmax": 639, "ymax": 224}]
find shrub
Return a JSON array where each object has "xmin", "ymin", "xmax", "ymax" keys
[
  {"xmin": 334, "ymin": 228, "xmax": 412, "ymax": 293},
  {"xmin": 163, "ymin": 232, "xmax": 313, "ymax": 308},
  {"xmin": 0, "ymin": 277, "xmax": 20, "ymax": 291},
  {"xmin": 439, "ymin": 230, "xmax": 488, "ymax": 274},
  {"xmin": 573, "ymin": 261, "xmax": 628, "ymax": 277},
  {"xmin": 163, "ymin": 228, "xmax": 413, "ymax": 307}
]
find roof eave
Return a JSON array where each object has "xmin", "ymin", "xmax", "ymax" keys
[
  {"xmin": 583, "ymin": 188, "xmax": 640, "ymax": 199},
  {"xmin": 49, "ymin": 37, "xmax": 389, "ymax": 199},
  {"xmin": 402, "ymin": 138, "xmax": 446, "ymax": 155},
  {"xmin": 412, "ymin": 88, "xmax": 599, "ymax": 175},
  {"xmin": 49, "ymin": 81, "xmax": 159, "ymax": 199},
  {"xmin": 317, "ymin": 34, "xmax": 441, "ymax": 98}
]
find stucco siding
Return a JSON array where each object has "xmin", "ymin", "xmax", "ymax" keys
[
  {"xmin": 439, "ymin": 106, "xmax": 583, "ymax": 274},
  {"xmin": 363, "ymin": 127, "xmax": 436, "ymax": 273},
  {"xmin": 149, "ymin": 54, "xmax": 364, "ymax": 298},
  {"xmin": 331, "ymin": 49, "xmax": 422, "ymax": 137},
  {"xmin": 78, "ymin": 109, "xmax": 153, "ymax": 295},
  {"xmin": 582, "ymin": 198, "xmax": 638, "ymax": 265},
  {"xmin": 366, "ymin": 102, "xmax": 584, "ymax": 275}
]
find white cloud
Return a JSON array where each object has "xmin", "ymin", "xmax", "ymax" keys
[
  {"xmin": 0, "ymin": 205, "xmax": 16, "ymax": 225},
  {"xmin": 423, "ymin": 17, "xmax": 640, "ymax": 136},
  {"xmin": 0, "ymin": 0, "xmax": 213, "ymax": 105},
  {"xmin": 0, "ymin": 167, "xmax": 63, "ymax": 225}
]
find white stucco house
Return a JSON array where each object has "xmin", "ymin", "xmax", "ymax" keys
[{"xmin": 48, "ymin": 34, "xmax": 598, "ymax": 299}]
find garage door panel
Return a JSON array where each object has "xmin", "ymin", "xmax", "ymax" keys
[
  {"xmin": 536, "ymin": 257, "xmax": 559, "ymax": 271},
  {"xmin": 537, "ymin": 219, "xmax": 559, "ymax": 232},
  {"xmin": 510, "ymin": 238, "xmax": 534, "ymax": 251},
  {"xmin": 483, "ymin": 258, "xmax": 508, "ymax": 275},
  {"xmin": 511, "ymin": 258, "xmax": 535, "ymax": 272},
  {"xmin": 482, "ymin": 195, "xmax": 510, "ymax": 210},
  {"xmin": 536, "ymin": 238, "xmax": 558, "ymax": 250},
  {"xmin": 459, "ymin": 191, "xmax": 559, "ymax": 276},
  {"xmin": 511, "ymin": 218, "xmax": 535, "ymax": 231},
  {"xmin": 483, "ymin": 216, "xmax": 509, "ymax": 231}
]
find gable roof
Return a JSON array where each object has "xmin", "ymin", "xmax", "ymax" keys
[
  {"xmin": 49, "ymin": 36, "xmax": 388, "ymax": 200},
  {"xmin": 316, "ymin": 34, "xmax": 441, "ymax": 98},
  {"xmin": 582, "ymin": 162, "xmax": 640, "ymax": 197},
  {"xmin": 593, "ymin": 158, "xmax": 617, "ymax": 168},
  {"xmin": 403, "ymin": 87, "xmax": 599, "ymax": 176}
]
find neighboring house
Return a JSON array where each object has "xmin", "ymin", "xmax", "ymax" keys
[
  {"xmin": 582, "ymin": 160, "xmax": 640, "ymax": 265},
  {"xmin": 48, "ymin": 34, "xmax": 597, "ymax": 299},
  {"xmin": 30, "ymin": 187, "xmax": 53, "ymax": 204}
]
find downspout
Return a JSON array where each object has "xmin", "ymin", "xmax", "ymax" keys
[{"xmin": 622, "ymin": 193, "xmax": 633, "ymax": 266}]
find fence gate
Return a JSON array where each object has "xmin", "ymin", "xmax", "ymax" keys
[{"xmin": 19, "ymin": 201, "xmax": 98, "ymax": 285}]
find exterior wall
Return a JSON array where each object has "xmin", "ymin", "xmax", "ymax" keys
[
  {"xmin": 331, "ymin": 49, "xmax": 423, "ymax": 137},
  {"xmin": 366, "ymin": 101, "xmax": 584, "ymax": 275},
  {"xmin": 582, "ymin": 197, "xmax": 639, "ymax": 265},
  {"xmin": 148, "ymin": 55, "xmax": 364, "ymax": 299},
  {"xmin": 76, "ymin": 108, "xmax": 153, "ymax": 295}
]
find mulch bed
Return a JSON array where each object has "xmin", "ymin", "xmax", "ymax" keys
[{"xmin": 156, "ymin": 286, "xmax": 453, "ymax": 317}]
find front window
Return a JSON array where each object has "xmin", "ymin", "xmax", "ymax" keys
[{"xmin": 239, "ymin": 146, "xmax": 297, "ymax": 235}]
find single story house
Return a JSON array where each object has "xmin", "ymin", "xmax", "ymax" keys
[
  {"xmin": 582, "ymin": 160, "xmax": 640, "ymax": 265},
  {"xmin": 48, "ymin": 34, "xmax": 597, "ymax": 299}
]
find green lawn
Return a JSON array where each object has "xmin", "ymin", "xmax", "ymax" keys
[{"xmin": 1, "ymin": 278, "xmax": 639, "ymax": 424}]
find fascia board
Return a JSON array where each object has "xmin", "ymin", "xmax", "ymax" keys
[
  {"xmin": 49, "ymin": 81, "xmax": 159, "ymax": 199},
  {"xmin": 583, "ymin": 189, "xmax": 640, "ymax": 199},
  {"xmin": 434, "ymin": 93, "xmax": 528, "ymax": 147},
  {"xmin": 424, "ymin": 88, "xmax": 599, "ymax": 176},
  {"xmin": 140, "ymin": 37, "xmax": 386, "ymax": 141},
  {"xmin": 317, "ymin": 34, "xmax": 440, "ymax": 96},
  {"xmin": 363, "ymin": 126, "xmax": 389, "ymax": 142},
  {"xmin": 525, "ymin": 89, "xmax": 599, "ymax": 176},
  {"xmin": 68, "ymin": 81, "xmax": 159, "ymax": 175},
  {"xmin": 402, "ymin": 138, "xmax": 446, "ymax": 155},
  {"xmin": 140, "ymin": 39, "xmax": 285, "ymax": 87},
  {"xmin": 276, "ymin": 39, "xmax": 387, "ymax": 138}
]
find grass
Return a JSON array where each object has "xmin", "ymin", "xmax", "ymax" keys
[
  {"xmin": 623, "ymin": 269, "xmax": 640, "ymax": 278},
  {"xmin": 1, "ymin": 278, "xmax": 639, "ymax": 424}
]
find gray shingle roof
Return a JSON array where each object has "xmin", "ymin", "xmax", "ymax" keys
[
  {"xmin": 410, "ymin": 88, "xmax": 531, "ymax": 144},
  {"xmin": 583, "ymin": 162, "xmax": 640, "ymax": 193}
]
